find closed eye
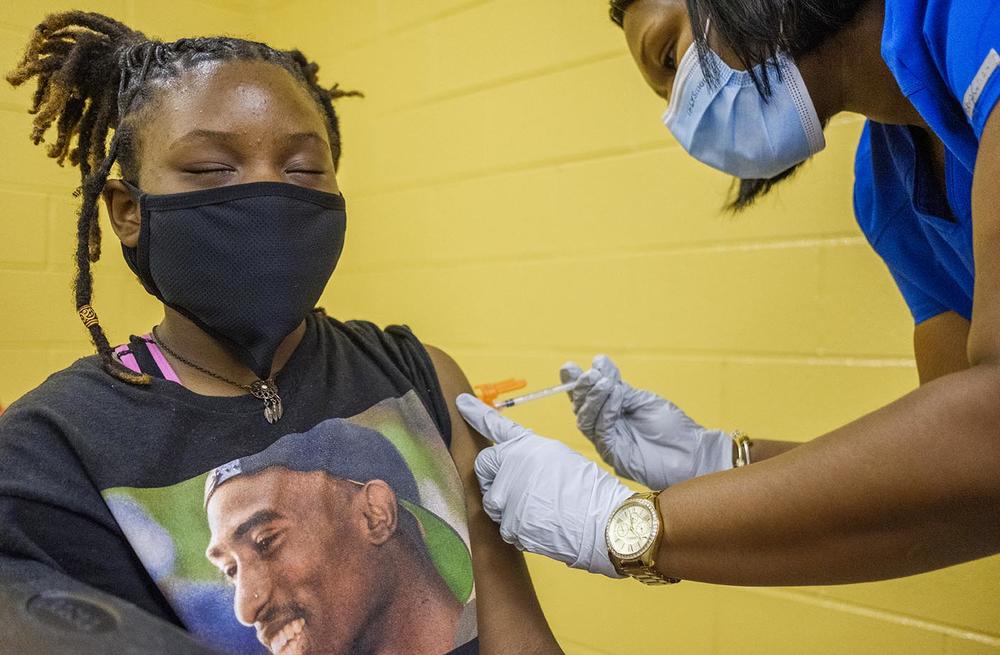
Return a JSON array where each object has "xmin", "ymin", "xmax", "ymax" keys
[
  {"xmin": 184, "ymin": 167, "xmax": 235, "ymax": 175},
  {"xmin": 661, "ymin": 40, "xmax": 677, "ymax": 72}
]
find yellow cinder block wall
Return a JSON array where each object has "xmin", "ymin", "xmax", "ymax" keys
[{"xmin": 2, "ymin": 1, "xmax": 998, "ymax": 653}]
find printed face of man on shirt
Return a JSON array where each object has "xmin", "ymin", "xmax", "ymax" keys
[{"xmin": 205, "ymin": 467, "xmax": 405, "ymax": 655}]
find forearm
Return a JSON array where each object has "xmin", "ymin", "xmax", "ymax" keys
[
  {"xmin": 465, "ymin": 492, "xmax": 562, "ymax": 654},
  {"xmin": 656, "ymin": 364, "xmax": 1000, "ymax": 586}
]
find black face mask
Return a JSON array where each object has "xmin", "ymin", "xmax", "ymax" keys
[{"xmin": 121, "ymin": 181, "xmax": 347, "ymax": 379}]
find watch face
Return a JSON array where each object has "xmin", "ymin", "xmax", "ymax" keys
[{"xmin": 606, "ymin": 498, "xmax": 658, "ymax": 559}]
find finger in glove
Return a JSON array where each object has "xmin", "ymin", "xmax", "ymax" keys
[
  {"xmin": 591, "ymin": 354, "xmax": 622, "ymax": 383},
  {"xmin": 576, "ymin": 376, "xmax": 615, "ymax": 437},
  {"xmin": 560, "ymin": 361, "xmax": 584, "ymax": 385},
  {"xmin": 457, "ymin": 393, "xmax": 532, "ymax": 444},
  {"xmin": 569, "ymin": 368, "xmax": 602, "ymax": 413}
]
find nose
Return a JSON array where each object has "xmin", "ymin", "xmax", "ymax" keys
[
  {"xmin": 242, "ymin": 162, "xmax": 289, "ymax": 185},
  {"xmin": 233, "ymin": 562, "xmax": 272, "ymax": 626}
]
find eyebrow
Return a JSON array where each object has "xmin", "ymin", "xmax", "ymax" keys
[
  {"xmin": 639, "ymin": 20, "xmax": 657, "ymax": 70},
  {"xmin": 169, "ymin": 129, "xmax": 330, "ymax": 150},
  {"xmin": 235, "ymin": 509, "xmax": 283, "ymax": 539},
  {"xmin": 206, "ymin": 509, "xmax": 283, "ymax": 560}
]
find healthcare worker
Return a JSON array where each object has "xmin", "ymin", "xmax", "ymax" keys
[{"xmin": 456, "ymin": 0, "xmax": 1000, "ymax": 587}]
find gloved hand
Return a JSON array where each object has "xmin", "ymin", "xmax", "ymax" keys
[
  {"xmin": 456, "ymin": 393, "xmax": 634, "ymax": 578},
  {"xmin": 561, "ymin": 355, "xmax": 732, "ymax": 490}
]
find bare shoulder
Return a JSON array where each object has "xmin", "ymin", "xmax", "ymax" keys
[
  {"xmin": 423, "ymin": 344, "xmax": 491, "ymax": 454},
  {"xmin": 424, "ymin": 344, "xmax": 469, "ymax": 394}
]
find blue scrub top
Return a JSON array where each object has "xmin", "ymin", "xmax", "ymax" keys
[{"xmin": 853, "ymin": 0, "xmax": 1000, "ymax": 324}]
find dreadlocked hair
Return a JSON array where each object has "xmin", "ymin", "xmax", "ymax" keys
[
  {"xmin": 6, "ymin": 11, "xmax": 360, "ymax": 385},
  {"xmin": 608, "ymin": 0, "xmax": 863, "ymax": 211}
]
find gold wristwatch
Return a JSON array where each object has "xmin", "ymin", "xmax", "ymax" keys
[{"xmin": 606, "ymin": 492, "xmax": 680, "ymax": 585}]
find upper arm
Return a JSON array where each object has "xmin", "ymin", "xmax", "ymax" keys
[
  {"xmin": 423, "ymin": 345, "xmax": 561, "ymax": 655},
  {"xmin": 913, "ymin": 311, "xmax": 971, "ymax": 384},
  {"xmin": 967, "ymin": 107, "xmax": 1000, "ymax": 366},
  {"xmin": 423, "ymin": 346, "xmax": 492, "ymax": 474},
  {"xmin": 941, "ymin": 5, "xmax": 1000, "ymax": 362}
]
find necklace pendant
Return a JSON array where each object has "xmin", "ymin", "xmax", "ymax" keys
[
  {"xmin": 263, "ymin": 396, "xmax": 283, "ymax": 424},
  {"xmin": 249, "ymin": 379, "xmax": 283, "ymax": 424}
]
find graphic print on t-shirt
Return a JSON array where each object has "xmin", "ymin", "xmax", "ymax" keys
[{"xmin": 102, "ymin": 392, "xmax": 476, "ymax": 655}]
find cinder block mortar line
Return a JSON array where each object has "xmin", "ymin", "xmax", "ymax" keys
[
  {"xmin": 0, "ymin": 181, "xmax": 78, "ymax": 196},
  {"xmin": 344, "ymin": 115, "xmax": 862, "ymax": 199},
  {"xmin": 0, "ymin": 184, "xmax": 49, "ymax": 197},
  {"xmin": 386, "ymin": 49, "xmax": 624, "ymax": 114},
  {"xmin": 443, "ymin": 346, "xmax": 915, "ymax": 368},
  {"xmin": 255, "ymin": 0, "xmax": 491, "ymax": 56},
  {"xmin": 345, "ymin": 140, "xmax": 679, "ymax": 198},
  {"xmin": 0, "ymin": 261, "xmax": 47, "ymax": 272},
  {"xmin": 336, "ymin": 233, "xmax": 868, "ymax": 275},
  {"xmin": 0, "ymin": 339, "xmax": 90, "ymax": 348},
  {"xmin": 346, "ymin": 140, "xmax": 677, "ymax": 200},
  {"xmin": 746, "ymin": 587, "xmax": 1000, "ymax": 647}
]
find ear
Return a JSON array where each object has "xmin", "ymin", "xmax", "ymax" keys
[
  {"xmin": 103, "ymin": 179, "xmax": 141, "ymax": 248},
  {"xmin": 359, "ymin": 480, "xmax": 398, "ymax": 546}
]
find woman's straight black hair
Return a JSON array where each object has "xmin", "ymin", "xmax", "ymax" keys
[{"xmin": 7, "ymin": 11, "xmax": 361, "ymax": 384}]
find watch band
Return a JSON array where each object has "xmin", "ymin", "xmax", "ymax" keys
[{"xmin": 618, "ymin": 560, "xmax": 681, "ymax": 585}]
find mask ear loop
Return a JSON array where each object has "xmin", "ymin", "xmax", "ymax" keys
[
  {"xmin": 696, "ymin": 17, "xmax": 719, "ymax": 86},
  {"xmin": 772, "ymin": 14, "xmax": 788, "ymax": 85},
  {"xmin": 765, "ymin": 0, "xmax": 796, "ymax": 91},
  {"xmin": 120, "ymin": 179, "xmax": 143, "ymax": 199},
  {"xmin": 661, "ymin": 43, "xmax": 701, "ymax": 126}
]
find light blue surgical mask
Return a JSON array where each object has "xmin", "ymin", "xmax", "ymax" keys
[{"xmin": 662, "ymin": 43, "xmax": 825, "ymax": 180}]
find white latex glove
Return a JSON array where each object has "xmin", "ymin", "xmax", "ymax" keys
[
  {"xmin": 560, "ymin": 355, "xmax": 732, "ymax": 490},
  {"xmin": 456, "ymin": 393, "xmax": 633, "ymax": 578}
]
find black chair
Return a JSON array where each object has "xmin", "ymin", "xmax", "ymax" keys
[{"xmin": 0, "ymin": 558, "xmax": 220, "ymax": 654}]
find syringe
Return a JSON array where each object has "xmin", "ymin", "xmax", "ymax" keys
[{"xmin": 493, "ymin": 380, "xmax": 579, "ymax": 409}]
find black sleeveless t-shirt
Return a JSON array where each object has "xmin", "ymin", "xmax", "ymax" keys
[{"xmin": 0, "ymin": 312, "xmax": 478, "ymax": 654}]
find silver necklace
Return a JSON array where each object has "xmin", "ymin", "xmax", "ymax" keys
[{"xmin": 150, "ymin": 326, "xmax": 283, "ymax": 424}]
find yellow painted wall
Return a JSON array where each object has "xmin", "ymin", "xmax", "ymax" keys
[{"xmin": 2, "ymin": 1, "xmax": 998, "ymax": 653}]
